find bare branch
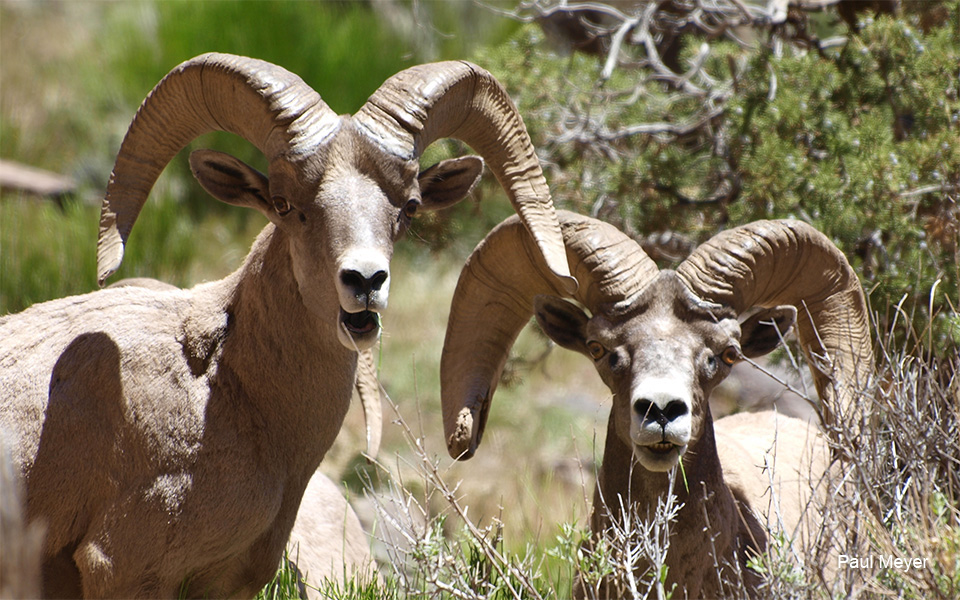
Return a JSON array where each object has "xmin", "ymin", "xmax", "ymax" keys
[
  {"xmin": 601, "ymin": 16, "xmax": 640, "ymax": 82},
  {"xmin": 600, "ymin": 104, "xmax": 725, "ymax": 140}
]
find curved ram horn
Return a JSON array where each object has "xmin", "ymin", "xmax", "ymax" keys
[
  {"xmin": 675, "ymin": 220, "xmax": 873, "ymax": 429},
  {"xmin": 355, "ymin": 61, "xmax": 576, "ymax": 294},
  {"xmin": 355, "ymin": 348, "xmax": 383, "ymax": 461},
  {"xmin": 441, "ymin": 210, "xmax": 659, "ymax": 459},
  {"xmin": 97, "ymin": 52, "xmax": 340, "ymax": 286}
]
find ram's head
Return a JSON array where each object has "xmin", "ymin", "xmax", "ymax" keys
[
  {"xmin": 97, "ymin": 54, "xmax": 575, "ymax": 351},
  {"xmin": 441, "ymin": 211, "xmax": 872, "ymax": 464}
]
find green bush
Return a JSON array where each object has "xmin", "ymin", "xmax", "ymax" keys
[
  {"xmin": 475, "ymin": 7, "xmax": 959, "ymax": 354},
  {"xmin": 728, "ymin": 15, "xmax": 959, "ymax": 351}
]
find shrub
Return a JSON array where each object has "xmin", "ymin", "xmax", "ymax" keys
[{"xmin": 474, "ymin": 2, "xmax": 959, "ymax": 354}]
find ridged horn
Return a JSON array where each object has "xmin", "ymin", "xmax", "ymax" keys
[
  {"xmin": 441, "ymin": 210, "xmax": 659, "ymax": 459},
  {"xmin": 675, "ymin": 220, "xmax": 873, "ymax": 428},
  {"xmin": 355, "ymin": 61, "xmax": 576, "ymax": 294},
  {"xmin": 97, "ymin": 52, "xmax": 340, "ymax": 286}
]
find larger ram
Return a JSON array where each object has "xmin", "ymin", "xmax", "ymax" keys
[
  {"xmin": 0, "ymin": 53, "xmax": 574, "ymax": 598},
  {"xmin": 440, "ymin": 211, "xmax": 872, "ymax": 597}
]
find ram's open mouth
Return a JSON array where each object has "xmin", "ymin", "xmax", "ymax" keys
[
  {"xmin": 646, "ymin": 441, "xmax": 678, "ymax": 455},
  {"xmin": 340, "ymin": 309, "xmax": 380, "ymax": 336}
]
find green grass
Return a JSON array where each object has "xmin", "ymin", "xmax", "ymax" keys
[
  {"xmin": 255, "ymin": 552, "xmax": 305, "ymax": 600},
  {"xmin": 0, "ymin": 197, "xmax": 97, "ymax": 313},
  {"xmin": 0, "ymin": 191, "xmax": 264, "ymax": 314}
]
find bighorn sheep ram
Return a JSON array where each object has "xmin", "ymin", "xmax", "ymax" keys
[
  {"xmin": 441, "ymin": 211, "xmax": 872, "ymax": 597},
  {"xmin": 0, "ymin": 53, "xmax": 574, "ymax": 598}
]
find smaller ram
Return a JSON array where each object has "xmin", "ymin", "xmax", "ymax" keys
[{"xmin": 440, "ymin": 211, "xmax": 873, "ymax": 597}]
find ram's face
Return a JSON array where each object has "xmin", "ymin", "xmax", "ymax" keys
[
  {"xmin": 189, "ymin": 129, "xmax": 483, "ymax": 352},
  {"xmin": 597, "ymin": 279, "xmax": 741, "ymax": 471},
  {"xmin": 535, "ymin": 271, "xmax": 796, "ymax": 473},
  {"xmin": 289, "ymin": 138, "xmax": 416, "ymax": 351}
]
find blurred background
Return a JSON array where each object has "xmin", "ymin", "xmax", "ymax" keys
[{"xmin": 2, "ymin": 1, "xmax": 957, "ymax": 597}]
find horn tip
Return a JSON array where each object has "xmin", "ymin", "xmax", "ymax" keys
[
  {"xmin": 365, "ymin": 425, "xmax": 382, "ymax": 462},
  {"xmin": 446, "ymin": 408, "xmax": 477, "ymax": 460},
  {"xmin": 96, "ymin": 242, "xmax": 124, "ymax": 288}
]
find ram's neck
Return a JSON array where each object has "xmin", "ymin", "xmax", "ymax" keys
[
  {"xmin": 206, "ymin": 225, "xmax": 357, "ymax": 472},
  {"xmin": 591, "ymin": 411, "xmax": 748, "ymax": 597}
]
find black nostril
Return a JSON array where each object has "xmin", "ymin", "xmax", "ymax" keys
[
  {"xmin": 369, "ymin": 270, "xmax": 388, "ymax": 292},
  {"xmin": 341, "ymin": 269, "xmax": 388, "ymax": 295},
  {"xmin": 634, "ymin": 398, "xmax": 654, "ymax": 418},
  {"xmin": 663, "ymin": 400, "xmax": 688, "ymax": 422},
  {"xmin": 634, "ymin": 399, "xmax": 666, "ymax": 426},
  {"xmin": 341, "ymin": 270, "xmax": 363, "ymax": 290}
]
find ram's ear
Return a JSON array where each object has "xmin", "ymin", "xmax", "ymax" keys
[
  {"xmin": 418, "ymin": 156, "xmax": 484, "ymax": 211},
  {"xmin": 740, "ymin": 306, "xmax": 797, "ymax": 358},
  {"xmin": 534, "ymin": 295, "xmax": 590, "ymax": 355},
  {"xmin": 189, "ymin": 149, "xmax": 271, "ymax": 214}
]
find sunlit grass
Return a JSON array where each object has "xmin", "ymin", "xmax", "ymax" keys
[
  {"xmin": 0, "ymin": 189, "xmax": 265, "ymax": 314},
  {"xmin": 0, "ymin": 196, "xmax": 97, "ymax": 313}
]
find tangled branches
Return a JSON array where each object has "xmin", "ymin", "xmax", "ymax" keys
[{"xmin": 503, "ymin": 0, "xmax": 866, "ymax": 149}]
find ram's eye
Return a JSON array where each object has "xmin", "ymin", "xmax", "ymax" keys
[
  {"xmin": 272, "ymin": 196, "xmax": 292, "ymax": 216},
  {"xmin": 586, "ymin": 341, "xmax": 606, "ymax": 360},
  {"xmin": 720, "ymin": 346, "xmax": 740, "ymax": 366},
  {"xmin": 403, "ymin": 198, "xmax": 421, "ymax": 218}
]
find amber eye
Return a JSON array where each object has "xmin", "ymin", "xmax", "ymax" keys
[
  {"xmin": 272, "ymin": 196, "xmax": 291, "ymax": 216},
  {"xmin": 403, "ymin": 198, "xmax": 421, "ymax": 218},
  {"xmin": 720, "ymin": 346, "xmax": 740, "ymax": 366},
  {"xmin": 587, "ymin": 341, "xmax": 606, "ymax": 360}
]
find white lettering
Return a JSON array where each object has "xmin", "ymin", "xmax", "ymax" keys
[
  {"xmin": 838, "ymin": 554, "xmax": 872, "ymax": 569},
  {"xmin": 842, "ymin": 554, "xmax": 930, "ymax": 572}
]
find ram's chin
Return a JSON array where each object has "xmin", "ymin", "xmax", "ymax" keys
[
  {"xmin": 633, "ymin": 442, "xmax": 685, "ymax": 472},
  {"xmin": 337, "ymin": 309, "xmax": 382, "ymax": 350}
]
